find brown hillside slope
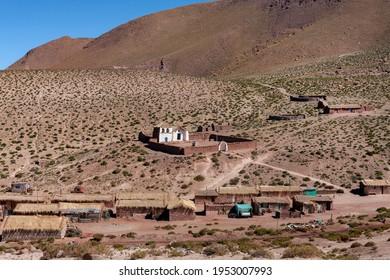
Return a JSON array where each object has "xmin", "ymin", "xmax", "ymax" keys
[
  {"xmin": 8, "ymin": 36, "xmax": 92, "ymax": 70},
  {"xmin": 11, "ymin": 0, "xmax": 389, "ymax": 77}
]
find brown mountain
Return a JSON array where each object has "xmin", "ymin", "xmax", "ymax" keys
[
  {"xmin": 9, "ymin": 0, "xmax": 390, "ymax": 77},
  {"xmin": 7, "ymin": 36, "xmax": 92, "ymax": 70}
]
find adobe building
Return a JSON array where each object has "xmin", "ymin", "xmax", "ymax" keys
[
  {"xmin": 52, "ymin": 193, "xmax": 115, "ymax": 208},
  {"xmin": 214, "ymin": 186, "xmax": 259, "ymax": 204},
  {"xmin": 1, "ymin": 216, "xmax": 67, "ymax": 241},
  {"xmin": 251, "ymin": 196, "xmax": 291, "ymax": 215},
  {"xmin": 323, "ymin": 104, "xmax": 374, "ymax": 114},
  {"xmin": 197, "ymin": 122, "xmax": 232, "ymax": 133},
  {"xmin": 360, "ymin": 179, "xmax": 390, "ymax": 195},
  {"xmin": 116, "ymin": 199, "xmax": 166, "ymax": 219},
  {"xmin": 11, "ymin": 182, "xmax": 32, "ymax": 193},
  {"xmin": 258, "ymin": 186, "xmax": 303, "ymax": 198},
  {"xmin": 164, "ymin": 199, "xmax": 196, "ymax": 221},
  {"xmin": 0, "ymin": 194, "xmax": 47, "ymax": 217},
  {"xmin": 152, "ymin": 125, "xmax": 189, "ymax": 143},
  {"xmin": 268, "ymin": 114, "xmax": 306, "ymax": 121},
  {"xmin": 293, "ymin": 195, "xmax": 333, "ymax": 214},
  {"xmin": 290, "ymin": 95, "xmax": 327, "ymax": 102},
  {"xmin": 194, "ymin": 189, "xmax": 218, "ymax": 204}
]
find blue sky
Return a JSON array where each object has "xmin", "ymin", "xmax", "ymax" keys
[{"xmin": 0, "ymin": 0, "xmax": 212, "ymax": 69}]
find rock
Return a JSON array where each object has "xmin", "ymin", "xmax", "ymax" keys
[
  {"xmin": 29, "ymin": 245, "xmax": 37, "ymax": 253},
  {"xmin": 56, "ymin": 250, "xmax": 65, "ymax": 258},
  {"xmin": 5, "ymin": 248, "xmax": 16, "ymax": 254},
  {"xmin": 21, "ymin": 248, "xmax": 30, "ymax": 255}
]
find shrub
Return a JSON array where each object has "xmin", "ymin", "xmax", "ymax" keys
[
  {"xmin": 194, "ymin": 175, "xmax": 205, "ymax": 182},
  {"xmin": 282, "ymin": 243, "xmax": 323, "ymax": 259},
  {"xmin": 130, "ymin": 250, "xmax": 147, "ymax": 260},
  {"xmin": 350, "ymin": 242, "xmax": 362, "ymax": 248},
  {"xmin": 91, "ymin": 234, "xmax": 104, "ymax": 242}
]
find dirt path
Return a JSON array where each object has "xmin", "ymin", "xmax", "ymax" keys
[{"xmin": 260, "ymin": 83, "xmax": 290, "ymax": 98}]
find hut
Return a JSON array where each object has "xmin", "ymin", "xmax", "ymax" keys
[
  {"xmin": 13, "ymin": 203, "xmax": 60, "ymax": 216},
  {"xmin": 0, "ymin": 216, "xmax": 67, "ymax": 241},
  {"xmin": 164, "ymin": 199, "xmax": 196, "ymax": 221},
  {"xmin": 360, "ymin": 179, "xmax": 390, "ymax": 195},
  {"xmin": 203, "ymin": 202, "xmax": 234, "ymax": 216},
  {"xmin": 194, "ymin": 189, "xmax": 218, "ymax": 204},
  {"xmin": 259, "ymin": 186, "xmax": 303, "ymax": 198},
  {"xmin": 52, "ymin": 194, "xmax": 114, "ymax": 208},
  {"xmin": 0, "ymin": 194, "xmax": 47, "ymax": 216},
  {"xmin": 323, "ymin": 104, "xmax": 362, "ymax": 114},
  {"xmin": 116, "ymin": 199, "xmax": 166, "ymax": 219},
  {"xmin": 11, "ymin": 182, "xmax": 32, "ymax": 193},
  {"xmin": 58, "ymin": 203, "xmax": 104, "ymax": 222},
  {"xmin": 293, "ymin": 195, "xmax": 333, "ymax": 214},
  {"xmin": 251, "ymin": 197, "xmax": 291, "ymax": 215},
  {"xmin": 215, "ymin": 186, "xmax": 259, "ymax": 204}
]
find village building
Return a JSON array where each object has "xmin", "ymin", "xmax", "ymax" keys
[
  {"xmin": 0, "ymin": 216, "xmax": 67, "ymax": 241},
  {"xmin": 197, "ymin": 122, "xmax": 232, "ymax": 133},
  {"xmin": 58, "ymin": 203, "xmax": 104, "ymax": 222},
  {"xmin": 214, "ymin": 186, "xmax": 259, "ymax": 204},
  {"xmin": 116, "ymin": 199, "xmax": 166, "ymax": 219},
  {"xmin": 116, "ymin": 192, "xmax": 169, "ymax": 202},
  {"xmin": 52, "ymin": 193, "xmax": 114, "ymax": 208},
  {"xmin": 11, "ymin": 182, "xmax": 32, "ymax": 193},
  {"xmin": 139, "ymin": 124, "xmax": 257, "ymax": 155},
  {"xmin": 258, "ymin": 186, "xmax": 303, "ymax": 198},
  {"xmin": 194, "ymin": 189, "xmax": 219, "ymax": 204},
  {"xmin": 13, "ymin": 203, "xmax": 60, "ymax": 216},
  {"xmin": 152, "ymin": 125, "xmax": 189, "ymax": 143},
  {"xmin": 0, "ymin": 194, "xmax": 47, "ymax": 218},
  {"xmin": 360, "ymin": 179, "xmax": 390, "ymax": 195},
  {"xmin": 164, "ymin": 199, "xmax": 196, "ymax": 221},
  {"xmin": 251, "ymin": 196, "xmax": 291, "ymax": 215},
  {"xmin": 323, "ymin": 104, "xmax": 374, "ymax": 114},
  {"xmin": 293, "ymin": 195, "xmax": 333, "ymax": 214}
]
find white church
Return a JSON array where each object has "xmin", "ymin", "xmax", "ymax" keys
[{"xmin": 152, "ymin": 125, "xmax": 190, "ymax": 143}]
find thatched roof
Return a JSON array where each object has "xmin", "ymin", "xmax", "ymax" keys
[
  {"xmin": 0, "ymin": 194, "xmax": 46, "ymax": 203},
  {"xmin": 116, "ymin": 192, "xmax": 168, "ymax": 201},
  {"xmin": 294, "ymin": 195, "xmax": 333, "ymax": 203},
  {"xmin": 252, "ymin": 197, "xmax": 291, "ymax": 204},
  {"xmin": 58, "ymin": 203, "xmax": 103, "ymax": 212},
  {"xmin": 195, "ymin": 189, "xmax": 218, "ymax": 197},
  {"xmin": 116, "ymin": 199, "xmax": 167, "ymax": 208},
  {"xmin": 13, "ymin": 203, "xmax": 59, "ymax": 214},
  {"xmin": 259, "ymin": 186, "xmax": 303, "ymax": 192},
  {"xmin": 216, "ymin": 186, "xmax": 258, "ymax": 195},
  {"xmin": 52, "ymin": 194, "xmax": 113, "ymax": 203},
  {"xmin": 361, "ymin": 179, "xmax": 390, "ymax": 187},
  {"xmin": 167, "ymin": 199, "xmax": 196, "ymax": 211},
  {"xmin": 1, "ymin": 216, "xmax": 67, "ymax": 231}
]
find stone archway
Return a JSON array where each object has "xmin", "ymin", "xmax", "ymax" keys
[{"xmin": 218, "ymin": 141, "xmax": 228, "ymax": 152}]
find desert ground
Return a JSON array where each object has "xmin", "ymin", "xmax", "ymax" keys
[{"xmin": 0, "ymin": 48, "xmax": 389, "ymax": 259}]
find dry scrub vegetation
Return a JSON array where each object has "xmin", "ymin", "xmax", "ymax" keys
[{"xmin": 0, "ymin": 49, "xmax": 389, "ymax": 194}]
